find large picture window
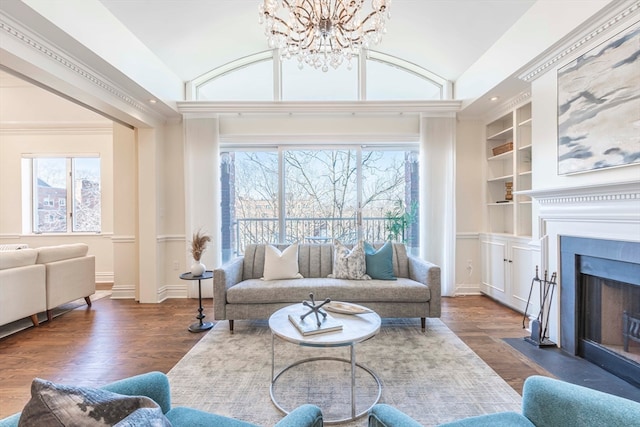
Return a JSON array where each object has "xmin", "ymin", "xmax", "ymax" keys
[
  {"xmin": 24, "ymin": 156, "xmax": 101, "ymax": 233},
  {"xmin": 220, "ymin": 146, "xmax": 418, "ymax": 263}
]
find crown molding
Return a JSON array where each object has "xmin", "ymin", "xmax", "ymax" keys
[
  {"xmin": 0, "ymin": 13, "xmax": 177, "ymax": 126},
  {"xmin": 0, "ymin": 16, "xmax": 151, "ymax": 111},
  {"xmin": 483, "ymin": 91, "xmax": 531, "ymax": 123},
  {"xmin": 517, "ymin": 180, "xmax": 640, "ymax": 205},
  {"xmin": 519, "ymin": 1, "xmax": 640, "ymax": 82},
  {"xmin": 177, "ymin": 100, "xmax": 462, "ymax": 115}
]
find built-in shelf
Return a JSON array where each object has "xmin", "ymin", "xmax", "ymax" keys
[
  {"xmin": 487, "ymin": 126, "xmax": 513, "ymax": 140},
  {"xmin": 488, "ymin": 151, "xmax": 513, "ymax": 161},
  {"xmin": 485, "ymin": 101, "xmax": 532, "ymax": 238},
  {"xmin": 488, "ymin": 174, "xmax": 514, "ymax": 182}
]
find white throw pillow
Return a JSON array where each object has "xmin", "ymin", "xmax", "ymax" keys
[
  {"xmin": 262, "ymin": 244, "xmax": 303, "ymax": 280},
  {"xmin": 329, "ymin": 240, "xmax": 370, "ymax": 280}
]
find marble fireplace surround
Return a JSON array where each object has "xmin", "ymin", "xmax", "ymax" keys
[{"xmin": 523, "ymin": 180, "xmax": 640, "ymax": 347}]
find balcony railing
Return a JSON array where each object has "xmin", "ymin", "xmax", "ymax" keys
[{"xmin": 232, "ymin": 216, "xmax": 415, "ymax": 256}]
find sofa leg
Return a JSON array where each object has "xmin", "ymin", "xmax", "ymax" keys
[
  {"xmin": 30, "ymin": 314, "xmax": 39, "ymax": 326},
  {"xmin": 421, "ymin": 317, "xmax": 426, "ymax": 331},
  {"xmin": 84, "ymin": 296, "xmax": 92, "ymax": 307},
  {"xmin": 229, "ymin": 320, "xmax": 234, "ymax": 333},
  {"xmin": 47, "ymin": 309, "xmax": 53, "ymax": 322}
]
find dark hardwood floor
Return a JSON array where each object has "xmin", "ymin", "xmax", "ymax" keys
[{"xmin": 0, "ymin": 294, "xmax": 550, "ymax": 418}]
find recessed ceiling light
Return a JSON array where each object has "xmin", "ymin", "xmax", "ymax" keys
[{"xmin": 490, "ymin": 96, "xmax": 499, "ymax": 101}]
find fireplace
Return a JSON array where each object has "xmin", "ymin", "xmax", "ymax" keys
[{"xmin": 560, "ymin": 236, "xmax": 640, "ymax": 387}]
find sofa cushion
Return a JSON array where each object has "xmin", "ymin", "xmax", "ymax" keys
[
  {"xmin": 227, "ymin": 277, "xmax": 430, "ymax": 304},
  {"xmin": 18, "ymin": 378, "xmax": 171, "ymax": 427},
  {"xmin": 36, "ymin": 244, "xmax": 89, "ymax": 264},
  {"xmin": 0, "ymin": 249, "xmax": 38, "ymax": 270},
  {"xmin": 329, "ymin": 240, "xmax": 370, "ymax": 280},
  {"xmin": 364, "ymin": 242, "xmax": 396, "ymax": 280},
  {"xmin": 262, "ymin": 244, "xmax": 303, "ymax": 280}
]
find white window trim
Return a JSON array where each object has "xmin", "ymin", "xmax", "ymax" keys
[{"xmin": 187, "ymin": 49, "xmax": 451, "ymax": 101}]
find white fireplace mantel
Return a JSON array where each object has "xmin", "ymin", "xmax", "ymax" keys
[
  {"xmin": 519, "ymin": 180, "xmax": 640, "ymax": 227},
  {"xmin": 517, "ymin": 179, "xmax": 640, "ymax": 346}
]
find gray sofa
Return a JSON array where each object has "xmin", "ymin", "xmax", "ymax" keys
[{"xmin": 213, "ymin": 243, "xmax": 441, "ymax": 332}]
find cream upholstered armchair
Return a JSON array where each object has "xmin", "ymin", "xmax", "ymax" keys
[
  {"xmin": 35, "ymin": 244, "xmax": 96, "ymax": 321},
  {"xmin": 0, "ymin": 248, "xmax": 46, "ymax": 327}
]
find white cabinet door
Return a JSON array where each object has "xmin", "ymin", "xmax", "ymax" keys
[
  {"xmin": 509, "ymin": 241, "xmax": 534, "ymax": 312},
  {"xmin": 480, "ymin": 234, "xmax": 534, "ymax": 312},
  {"xmin": 480, "ymin": 237, "xmax": 507, "ymax": 304}
]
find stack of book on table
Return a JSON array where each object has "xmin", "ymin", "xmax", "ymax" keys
[{"xmin": 288, "ymin": 312, "xmax": 343, "ymax": 336}]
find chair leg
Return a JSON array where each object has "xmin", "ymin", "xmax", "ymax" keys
[
  {"xmin": 47, "ymin": 309, "xmax": 53, "ymax": 322},
  {"xmin": 421, "ymin": 317, "xmax": 426, "ymax": 331},
  {"xmin": 84, "ymin": 296, "xmax": 92, "ymax": 307},
  {"xmin": 30, "ymin": 314, "xmax": 39, "ymax": 326},
  {"xmin": 229, "ymin": 320, "xmax": 234, "ymax": 333}
]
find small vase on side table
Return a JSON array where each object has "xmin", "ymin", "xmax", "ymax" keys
[{"xmin": 190, "ymin": 261, "xmax": 206, "ymax": 276}]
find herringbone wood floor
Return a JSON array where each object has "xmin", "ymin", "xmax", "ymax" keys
[{"xmin": 0, "ymin": 295, "xmax": 550, "ymax": 419}]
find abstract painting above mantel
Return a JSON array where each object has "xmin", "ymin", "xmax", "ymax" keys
[{"xmin": 557, "ymin": 22, "xmax": 640, "ymax": 175}]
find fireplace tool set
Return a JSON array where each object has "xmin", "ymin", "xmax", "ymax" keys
[{"xmin": 523, "ymin": 266, "xmax": 557, "ymax": 347}]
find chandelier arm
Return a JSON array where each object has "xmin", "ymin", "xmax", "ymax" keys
[
  {"xmin": 334, "ymin": 26, "xmax": 357, "ymax": 47},
  {"xmin": 278, "ymin": 0, "xmax": 313, "ymax": 29},
  {"xmin": 358, "ymin": 9, "xmax": 386, "ymax": 28},
  {"xmin": 271, "ymin": 15, "xmax": 296, "ymax": 33}
]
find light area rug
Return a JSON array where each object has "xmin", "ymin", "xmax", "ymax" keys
[
  {"xmin": 168, "ymin": 318, "xmax": 522, "ymax": 427},
  {"xmin": 0, "ymin": 290, "xmax": 111, "ymax": 339}
]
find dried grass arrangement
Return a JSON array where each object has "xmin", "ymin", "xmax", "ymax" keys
[{"xmin": 190, "ymin": 229, "xmax": 211, "ymax": 262}]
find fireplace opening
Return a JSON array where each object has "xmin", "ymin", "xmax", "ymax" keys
[
  {"xmin": 579, "ymin": 273, "xmax": 640, "ymax": 387},
  {"xmin": 560, "ymin": 236, "xmax": 640, "ymax": 388}
]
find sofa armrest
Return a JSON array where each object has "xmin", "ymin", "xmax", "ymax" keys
[
  {"xmin": 101, "ymin": 371, "xmax": 172, "ymax": 415},
  {"xmin": 407, "ymin": 256, "xmax": 441, "ymax": 317},
  {"xmin": 368, "ymin": 404, "xmax": 423, "ymax": 427},
  {"xmin": 44, "ymin": 255, "xmax": 95, "ymax": 309},
  {"xmin": 275, "ymin": 404, "xmax": 323, "ymax": 427},
  {"xmin": 522, "ymin": 375, "xmax": 640, "ymax": 427},
  {"xmin": 213, "ymin": 256, "xmax": 244, "ymax": 320}
]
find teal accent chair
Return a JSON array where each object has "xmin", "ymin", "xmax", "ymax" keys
[
  {"xmin": 368, "ymin": 375, "xmax": 640, "ymax": 427},
  {"xmin": 0, "ymin": 371, "xmax": 323, "ymax": 427}
]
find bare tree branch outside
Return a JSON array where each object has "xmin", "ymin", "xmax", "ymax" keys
[{"xmin": 221, "ymin": 148, "xmax": 419, "ymax": 260}]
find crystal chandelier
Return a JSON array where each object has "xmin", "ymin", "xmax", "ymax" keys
[{"xmin": 259, "ymin": 0, "xmax": 391, "ymax": 72}]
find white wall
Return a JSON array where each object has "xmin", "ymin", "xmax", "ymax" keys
[
  {"xmin": 531, "ymin": 17, "xmax": 640, "ymax": 241},
  {"xmin": 528, "ymin": 12, "xmax": 640, "ymax": 344},
  {"xmin": 0, "ymin": 82, "xmax": 115, "ymax": 283},
  {"xmin": 454, "ymin": 118, "xmax": 484, "ymax": 294}
]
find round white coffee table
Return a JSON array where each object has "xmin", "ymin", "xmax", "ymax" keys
[{"xmin": 269, "ymin": 303, "xmax": 381, "ymax": 424}]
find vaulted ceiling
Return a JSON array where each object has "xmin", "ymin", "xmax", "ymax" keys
[{"xmin": 0, "ymin": 0, "xmax": 618, "ymax": 124}]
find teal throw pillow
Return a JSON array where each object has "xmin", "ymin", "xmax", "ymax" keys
[{"xmin": 364, "ymin": 241, "xmax": 396, "ymax": 280}]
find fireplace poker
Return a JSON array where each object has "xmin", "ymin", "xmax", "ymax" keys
[
  {"xmin": 523, "ymin": 266, "xmax": 541, "ymax": 329},
  {"xmin": 541, "ymin": 272, "xmax": 557, "ymax": 341}
]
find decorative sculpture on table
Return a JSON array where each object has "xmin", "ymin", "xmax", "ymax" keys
[{"xmin": 300, "ymin": 293, "xmax": 331, "ymax": 327}]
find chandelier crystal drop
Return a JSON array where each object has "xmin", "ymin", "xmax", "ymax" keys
[{"xmin": 259, "ymin": 0, "xmax": 391, "ymax": 72}]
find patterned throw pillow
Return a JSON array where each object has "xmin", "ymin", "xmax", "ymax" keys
[
  {"xmin": 329, "ymin": 240, "xmax": 370, "ymax": 280},
  {"xmin": 18, "ymin": 378, "xmax": 172, "ymax": 427},
  {"xmin": 364, "ymin": 241, "xmax": 397, "ymax": 280}
]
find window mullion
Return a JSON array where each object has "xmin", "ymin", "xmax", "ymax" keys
[
  {"xmin": 278, "ymin": 148, "xmax": 285, "ymax": 243},
  {"xmin": 66, "ymin": 158, "xmax": 73, "ymax": 232}
]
